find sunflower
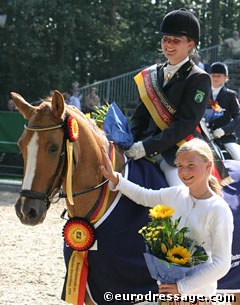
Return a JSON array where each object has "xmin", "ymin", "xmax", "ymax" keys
[
  {"xmin": 166, "ymin": 246, "xmax": 191, "ymax": 265},
  {"xmin": 139, "ymin": 205, "xmax": 208, "ymax": 267},
  {"xmin": 149, "ymin": 205, "xmax": 174, "ymax": 219}
]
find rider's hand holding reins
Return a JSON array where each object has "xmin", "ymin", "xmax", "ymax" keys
[
  {"xmin": 101, "ymin": 147, "xmax": 119, "ymax": 186},
  {"xmin": 125, "ymin": 141, "xmax": 146, "ymax": 160},
  {"xmin": 213, "ymin": 128, "xmax": 225, "ymax": 138}
]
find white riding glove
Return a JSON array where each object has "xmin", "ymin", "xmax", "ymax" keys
[
  {"xmin": 213, "ymin": 128, "xmax": 225, "ymax": 139},
  {"xmin": 125, "ymin": 141, "xmax": 146, "ymax": 160}
]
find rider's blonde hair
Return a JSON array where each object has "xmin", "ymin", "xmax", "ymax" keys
[{"xmin": 176, "ymin": 138, "xmax": 222, "ymax": 195}]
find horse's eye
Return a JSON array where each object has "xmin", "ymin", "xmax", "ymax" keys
[{"xmin": 48, "ymin": 144, "xmax": 59, "ymax": 153}]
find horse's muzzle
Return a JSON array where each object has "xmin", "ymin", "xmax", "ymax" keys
[{"xmin": 15, "ymin": 196, "xmax": 47, "ymax": 226}]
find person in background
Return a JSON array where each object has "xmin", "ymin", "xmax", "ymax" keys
[
  {"xmin": 72, "ymin": 81, "xmax": 82, "ymax": 100},
  {"xmin": 63, "ymin": 90, "xmax": 81, "ymax": 110},
  {"xmin": 84, "ymin": 87, "xmax": 101, "ymax": 113},
  {"xmin": 7, "ymin": 98, "xmax": 17, "ymax": 111},
  {"xmin": 71, "ymin": 81, "xmax": 83, "ymax": 106},
  {"xmin": 191, "ymin": 54, "xmax": 205, "ymax": 70},
  {"xmin": 125, "ymin": 8, "xmax": 211, "ymax": 186},
  {"xmin": 191, "ymin": 54, "xmax": 211, "ymax": 73},
  {"xmin": 205, "ymin": 62, "xmax": 240, "ymax": 160},
  {"xmin": 49, "ymin": 89, "xmax": 54, "ymax": 97},
  {"xmin": 100, "ymin": 138, "xmax": 233, "ymax": 301},
  {"xmin": 224, "ymin": 31, "xmax": 240, "ymax": 59}
]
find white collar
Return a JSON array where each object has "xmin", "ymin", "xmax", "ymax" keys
[
  {"xmin": 212, "ymin": 86, "xmax": 223, "ymax": 99},
  {"xmin": 163, "ymin": 57, "xmax": 189, "ymax": 84},
  {"xmin": 166, "ymin": 57, "xmax": 189, "ymax": 71}
]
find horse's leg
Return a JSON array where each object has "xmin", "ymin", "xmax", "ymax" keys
[{"xmin": 84, "ymin": 291, "xmax": 95, "ymax": 305}]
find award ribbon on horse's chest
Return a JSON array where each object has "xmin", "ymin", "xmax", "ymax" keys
[{"xmin": 62, "ymin": 144, "xmax": 116, "ymax": 305}]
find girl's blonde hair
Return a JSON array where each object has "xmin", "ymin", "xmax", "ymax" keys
[{"xmin": 176, "ymin": 138, "xmax": 222, "ymax": 195}]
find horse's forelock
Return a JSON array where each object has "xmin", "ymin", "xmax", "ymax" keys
[
  {"xmin": 36, "ymin": 96, "xmax": 66, "ymax": 121},
  {"xmin": 27, "ymin": 100, "xmax": 64, "ymax": 126},
  {"xmin": 27, "ymin": 100, "xmax": 107, "ymax": 145}
]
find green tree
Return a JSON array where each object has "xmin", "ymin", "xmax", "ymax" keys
[{"xmin": 0, "ymin": 0, "xmax": 239, "ymax": 108}]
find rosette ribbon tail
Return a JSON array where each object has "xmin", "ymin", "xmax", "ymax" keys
[
  {"xmin": 62, "ymin": 250, "xmax": 88, "ymax": 305},
  {"xmin": 66, "ymin": 139, "xmax": 74, "ymax": 205}
]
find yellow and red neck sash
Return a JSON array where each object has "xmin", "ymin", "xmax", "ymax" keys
[
  {"xmin": 62, "ymin": 143, "xmax": 116, "ymax": 305},
  {"xmin": 134, "ymin": 64, "xmax": 194, "ymax": 147}
]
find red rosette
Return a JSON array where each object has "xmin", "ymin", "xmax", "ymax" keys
[
  {"xmin": 67, "ymin": 116, "xmax": 79, "ymax": 142},
  {"xmin": 63, "ymin": 218, "xmax": 95, "ymax": 251}
]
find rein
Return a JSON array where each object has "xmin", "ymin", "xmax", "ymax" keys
[
  {"xmin": 58, "ymin": 179, "xmax": 109, "ymax": 198},
  {"xmin": 60, "ymin": 156, "xmax": 130, "ymax": 221}
]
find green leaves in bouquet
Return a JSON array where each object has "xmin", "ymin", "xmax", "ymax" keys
[
  {"xmin": 139, "ymin": 205, "xmax": 208, "ymax": 267},
  {"xmin": 191, "ymin": 244, "xmax": 208, "ymax": 265}
]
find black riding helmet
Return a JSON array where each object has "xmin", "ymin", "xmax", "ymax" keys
[
  {"xmin": 160, "ymin": 8, "xmax": 200, "ymax": 45},
  {"xmin": 210, "ymin": 62, "xmax": 228, "ymax": 76}
]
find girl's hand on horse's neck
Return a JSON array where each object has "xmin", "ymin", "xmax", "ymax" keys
[{"xmin": 101, "ymin": 147, "xmax": 119, "ymax": 186}]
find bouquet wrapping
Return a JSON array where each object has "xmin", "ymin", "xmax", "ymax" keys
[{"xmin": 144, "ymin": 247, "xmax": 204, "ymax": 283}]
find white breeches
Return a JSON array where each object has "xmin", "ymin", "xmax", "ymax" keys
[{"xmin": 223, "ymin": 142, "xmax": 240, "ymax": 161}]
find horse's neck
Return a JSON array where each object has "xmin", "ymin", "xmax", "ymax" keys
[{"xmin": 65, "ymin": 137, "xmax": 125, "ymax": 219}]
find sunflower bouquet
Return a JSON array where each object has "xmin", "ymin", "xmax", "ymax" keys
[{"xmin": 139, "ymin": 205, "xmax": 208, "ymax": 283}]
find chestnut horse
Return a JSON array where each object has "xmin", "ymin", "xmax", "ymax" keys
[
  {"xmin": 11, "ymin": 90, "xmax": 170, "ymax": 305},
  {"xmin": 11, "ymin": 91, "xmax": 240, "ymax": 304}
]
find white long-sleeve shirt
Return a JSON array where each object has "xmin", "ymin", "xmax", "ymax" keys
[{"xmin": 109, "ymin": 174, "xmax": 233, "ymax": 296}]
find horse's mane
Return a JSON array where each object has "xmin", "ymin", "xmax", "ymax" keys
[
  {"xmin": 36, "ymin": 97, "xmax": 109, "ymax": 147},
  {"xmin": 65, "ymin": 104, "xmax": 109, "ymax": 147}
]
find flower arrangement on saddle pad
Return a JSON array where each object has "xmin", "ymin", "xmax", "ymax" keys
[
  {"xmin": 209, "ymin": 99, "xmax": 223, "ymax": 113},
  {"xmin": 139, "ymin": 205, "xmax": 208, "ymax": 283},
  {"xmin": 85, "ymin": 103, "xmax": 110, "ymax": 129},
  {"xmin": 203, "ymin": 99, "xmax": 224, "ymax": 124},
  {"xmin": 85, "ymin": 102, "xmax": 134, "ymax": 149}
]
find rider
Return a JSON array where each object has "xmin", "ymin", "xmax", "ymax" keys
[
  {"xmin": 204, "ymin": 62, "xmax": 240, "ymax": 160},
  {"xmin": 125, "ymin": 8, "xmax": 211, "ymax": 186}
]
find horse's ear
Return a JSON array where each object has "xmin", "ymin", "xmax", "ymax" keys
[
  {"xmin": 51, "ymin": 90, "xmax": 65, "ymax": 119},
  {"xmin": 10, "ymin": 92, "xmax": 35, "ymax": 119}
]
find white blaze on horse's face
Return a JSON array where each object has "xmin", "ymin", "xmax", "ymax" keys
[{"xmin": 22, "ymin": 132, "xmax": 39, "ymax": 191}]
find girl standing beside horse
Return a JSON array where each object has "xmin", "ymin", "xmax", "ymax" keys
[{"xmin": 101, "ymin": 138, "xmax": 233, "ymax": 302}]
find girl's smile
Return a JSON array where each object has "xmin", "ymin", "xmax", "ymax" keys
[
  {"xmin": 161, "ymin": 35, "xmax": 194, "ymax": 65},
  {"xmin": 176, "ymin": 151, "xmax": 212, "ymax": 198}
]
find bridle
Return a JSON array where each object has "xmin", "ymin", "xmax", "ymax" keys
[{"xmin": 20, "ymin": 121, "xmax": 110, "ymax": 211}]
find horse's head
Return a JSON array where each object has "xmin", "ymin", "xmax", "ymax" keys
[
  {"xmin": 12, "ymin": 91, "xmax": 123, "ymax": 226},
  {"xmin": 11, "ymin": 91, "xmax": 67, "ymax": 225}
]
